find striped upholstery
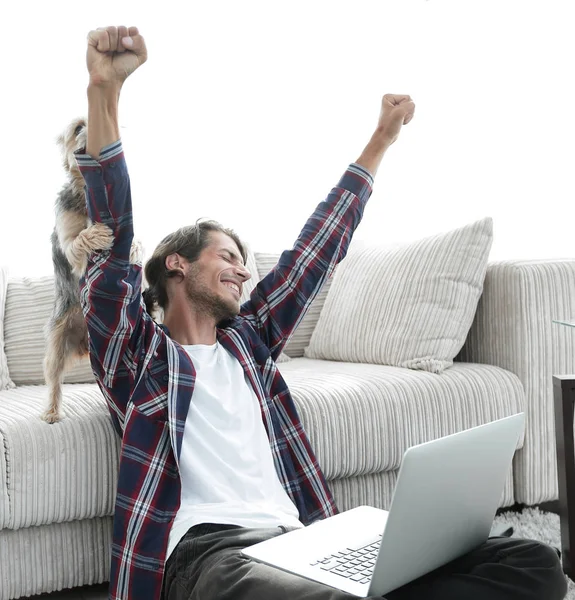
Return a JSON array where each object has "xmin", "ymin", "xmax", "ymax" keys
[
  {"xmin": 281, "ymin": 358, "xmax": 524, "ymax": 481},
  {"xmin": 0, "ymin": 267, "xmax": 14, "ymax": 390},
  {"xmin": 328, "ymin": 467, "xmax": 515, "ymax": 514},
  {"xmin": 0, "ymin": 517, "xmax": 112, "ymax": 600},
  {"xmin": 458, "ymin": 259, "xmax": 575, "ymax": 504},
  {"xmin": 3, "ymin": 277, "xmax": 95, "ymax": 385},
  {"xmin": 244, "ymin": 249, "xmax": 290, "ymax": 362},
  {"xmin": 0, "ymin": 427, "xmax": 7, "ymax": 529},
  {"xmin": 255, "ymin": 253, "xmax": 333, "ymax": 358},
  {"xmin": 0, "ymin": 359, "xmax": 522, "ymax": 530},
  {"xmin": 239, "ymin": 243, "xmax": 260, "ymax": 304},
  {"xmin": 305, "ymin": 218, "xmax": 493, "ymax": 373},
  {"xmin": 0, "ymin": 384, "xmax": 118, "ymax": 530}
]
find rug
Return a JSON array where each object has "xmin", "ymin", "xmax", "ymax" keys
[{"xmin": 492, "ymin": 507, "xmax": 574, "ymax": 598}]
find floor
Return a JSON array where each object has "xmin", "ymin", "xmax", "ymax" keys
[
  {"xmin": 21, "ymin": 503, "xmax": 569, "ymax": 599},
  {"xmin": 27, "ymin": 584, "xmax": 108, "ymax": 600}
]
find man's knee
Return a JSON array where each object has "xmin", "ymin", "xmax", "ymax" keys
[
  {"xmin": 506, "ymin": 538, "xmax": 560, "ymax": 564},
  {"xmin": 530, "ymin": 539, "xmax": 562, "ymax": 563},
  {"xmin": 504, "ymin": 539, "xmax": 567, "ymax": 599}
]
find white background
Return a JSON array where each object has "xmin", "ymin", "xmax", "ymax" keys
[{"xmin": 0, "ymin": 0, "xmax": 573, "ymax": 277}]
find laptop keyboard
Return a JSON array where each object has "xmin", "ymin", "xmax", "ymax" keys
[{"xmin": 309, "ymin": 533, "xmax": 383, "ymax": 584}]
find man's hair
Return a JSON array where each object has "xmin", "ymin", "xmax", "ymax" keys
[{"xmin": 142, "ymin": 219, "xmax": 247, "ymax": 315}]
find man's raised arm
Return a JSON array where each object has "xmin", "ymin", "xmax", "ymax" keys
[
  {"xmin": 240, "ymin": 94, "xmax": 415, "ymax": 359},
  {"xmin": 77, "ymin": 26, "xmax": 152, "ymax": 430}
]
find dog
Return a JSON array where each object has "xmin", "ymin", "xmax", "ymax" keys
[{"xmin": 42, "ymin": 117, "xmax": 143, "ymax": 423}]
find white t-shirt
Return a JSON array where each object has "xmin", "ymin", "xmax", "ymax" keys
[{"xmin": 166, "ymin": 341, "xmax": 304, "ymax": 559}]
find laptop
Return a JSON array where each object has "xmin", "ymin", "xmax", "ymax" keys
[{"xmin": 242, "ymin": 412, "xmax": 525, "ymax": 597}]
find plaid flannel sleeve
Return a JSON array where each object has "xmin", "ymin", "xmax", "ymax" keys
[
  {"xmin": 240, "ymin": 163, "xmax": 373, "ymax": 358},
  {"xmin": 75, "ymin": 141, "xmax": 155, "ymax": 429}
]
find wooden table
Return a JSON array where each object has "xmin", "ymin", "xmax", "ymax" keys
[{"xmin": 553, "ymin": 374, "xmax": 575, "ymax": 579}]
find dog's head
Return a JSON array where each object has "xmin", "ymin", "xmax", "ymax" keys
[{"xmin": 57, "ymin": 117, "xmax": 87, "ymax": 178}]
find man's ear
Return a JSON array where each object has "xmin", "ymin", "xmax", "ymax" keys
[
  {"xmin": 166, "ymin": 253, "xmax": 189, "ymax": 278},
  {"xmin": 165, "ymin": 252, "xmax": 179, "ymax": 271}
]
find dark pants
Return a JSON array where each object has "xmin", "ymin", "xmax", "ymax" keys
[{"xmin": 161, "ymin": 522, "xmax": 568, "ymax": 600}]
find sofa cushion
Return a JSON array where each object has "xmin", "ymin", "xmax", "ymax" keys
[
  {"xmin": 0, "ymin": 360, "xmax": 524, "ymax": 527},
  {"xmin": 305, "ymin": 218, "xmax": 493, "ymax": 373},
  {"xmin": 0, "ymin": 427, "xmax": 8, "ymax": 528},
  {"xmin": 255, "ymin": 252, "xmax": 332, "ymax": 358},
  {"xmin": 244, "ymin": 249, "xmax": 290, "ymax": 363},
  {"xmin": 0, "ymin": 384, "xmax": 118, "ymax": 530},
  {"xmin": 4, "ymin": 277, "xmax": 95, "ymax": 386},
  {"xmin": 280, "ymin": 358, "xmax": 524, "ymax": 480},
  {"xmin": 0, "ymin": 267, "xmax": 14, "ymax": 391},
  {"xmin": 0, "ymin": 516, "xmax": 113, "ymax": 599},
  {"xmin": 239, "ymin": 244, "xmax": 260, "ymax": 304}
]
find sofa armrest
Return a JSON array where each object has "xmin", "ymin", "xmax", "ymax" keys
[
  {"xmin": 458, "ymin": 259, "xmax": 575, "ymax": 503},
  {"xmin": 459, "ymin": 259, "xmax": 575, "ymax": 376}
]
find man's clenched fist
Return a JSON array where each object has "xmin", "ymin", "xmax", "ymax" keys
[
  {"xmin": 376, "ymin": 94, "xmax": 416, "ymax": 147},
  {"xmin": 87, "ymin": 26, "xmax": 147, "ymax": 87}
]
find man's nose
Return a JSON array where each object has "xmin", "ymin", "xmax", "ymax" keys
[{"xmin": 237, "ymin": 265, "xmax": 252, "ymax": 281}]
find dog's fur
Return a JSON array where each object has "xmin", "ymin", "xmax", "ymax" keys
[{"xmin": 42, "ymin": 117, "xmax": 142, "ymax": 423}]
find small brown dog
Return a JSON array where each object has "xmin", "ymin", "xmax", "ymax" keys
[{"xmin": 42, "ymin": 117, "xmax": 142, "ymax": 423}]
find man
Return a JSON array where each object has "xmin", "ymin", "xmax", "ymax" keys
[{"xmin": 78, "ymin": 25, "xmax": 567, "ymax": 600}]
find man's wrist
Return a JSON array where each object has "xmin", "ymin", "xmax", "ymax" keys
[
  {"xmin": 370, "ymin": 126, "xmax": 394, "ymax": 151},
  {"xmin": 87, "ymin": 81, "xmax": 122, "ymax": 102},
  {"xmin": 86, "ymin": 83, "xmax": 122, "ymax": 159},
  {"xmin": 355, "ymin": 130, "xmax": 392, "ymax": 177}
]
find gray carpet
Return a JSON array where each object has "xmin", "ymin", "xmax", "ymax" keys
[{"xmin": 492, "ymin": 507, "xmax": 574, "ymax": 599}]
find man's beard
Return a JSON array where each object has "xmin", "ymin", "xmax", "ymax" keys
[{"xmin": 185, "ymin": 273, "xmax": 239, "ymax": 324}]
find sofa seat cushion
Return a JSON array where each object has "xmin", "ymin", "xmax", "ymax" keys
[
  {"xmin": 0, "ymin": 384, "xmax": 118, "ymax": 530},
  {"xmin": 0, "ymin": 361, "xmax": 525, "ymax": 530},
  {"xmin": 278, "ymin": 358, "xmax": 525, "ymax": 480}
]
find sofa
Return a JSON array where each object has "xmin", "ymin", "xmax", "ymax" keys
[{"xmin": 1, "ymin": 227, "xmax": 574, "ymax": 599}]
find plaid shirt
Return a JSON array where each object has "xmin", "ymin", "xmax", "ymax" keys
[{"xmin": 76, "ymin": 141, "xmax": 373, "ymax": 600}]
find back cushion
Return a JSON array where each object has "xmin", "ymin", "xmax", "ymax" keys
[
  {"xmin": 254, "ymin": 253, "xmax": 333, "ymax": 358},
  {"xmin": 0, "ymin": 266, "xmax": 15, "ymax": 390},
  {"xmin": 305, "ymin": 218, "xmax": 493, "ymax": 372},
  {"xmin": 239, "ymin": 244, "xmax": 260, "ymax": 304},
  {"xmin": 4, "ymin": 277, "xmax": 95, "ymax": 385}
]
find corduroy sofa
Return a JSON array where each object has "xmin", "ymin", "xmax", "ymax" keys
[{"xmin": 0, "ymin": 242, "xmax": 574, "ymax": 599}]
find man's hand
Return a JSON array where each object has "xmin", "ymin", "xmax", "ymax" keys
[
  {"xmin": 356, "ymin": 93, "xmax": 415, "ymax": 176},
  {"xmin": 84, "ymin": 26, "xmax": 147, "ymax": 158},
  {"xmin": 376, "ymin": 94, "xmax": 415, "ymax": 147},
  {"xmin": 87, "ymin": 26, "xmax": 147, "ymax": 88}
]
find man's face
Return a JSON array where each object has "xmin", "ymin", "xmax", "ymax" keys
[{"xmin": 184, "ymin": 231, "xmax": 251, "ymax": 323}]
